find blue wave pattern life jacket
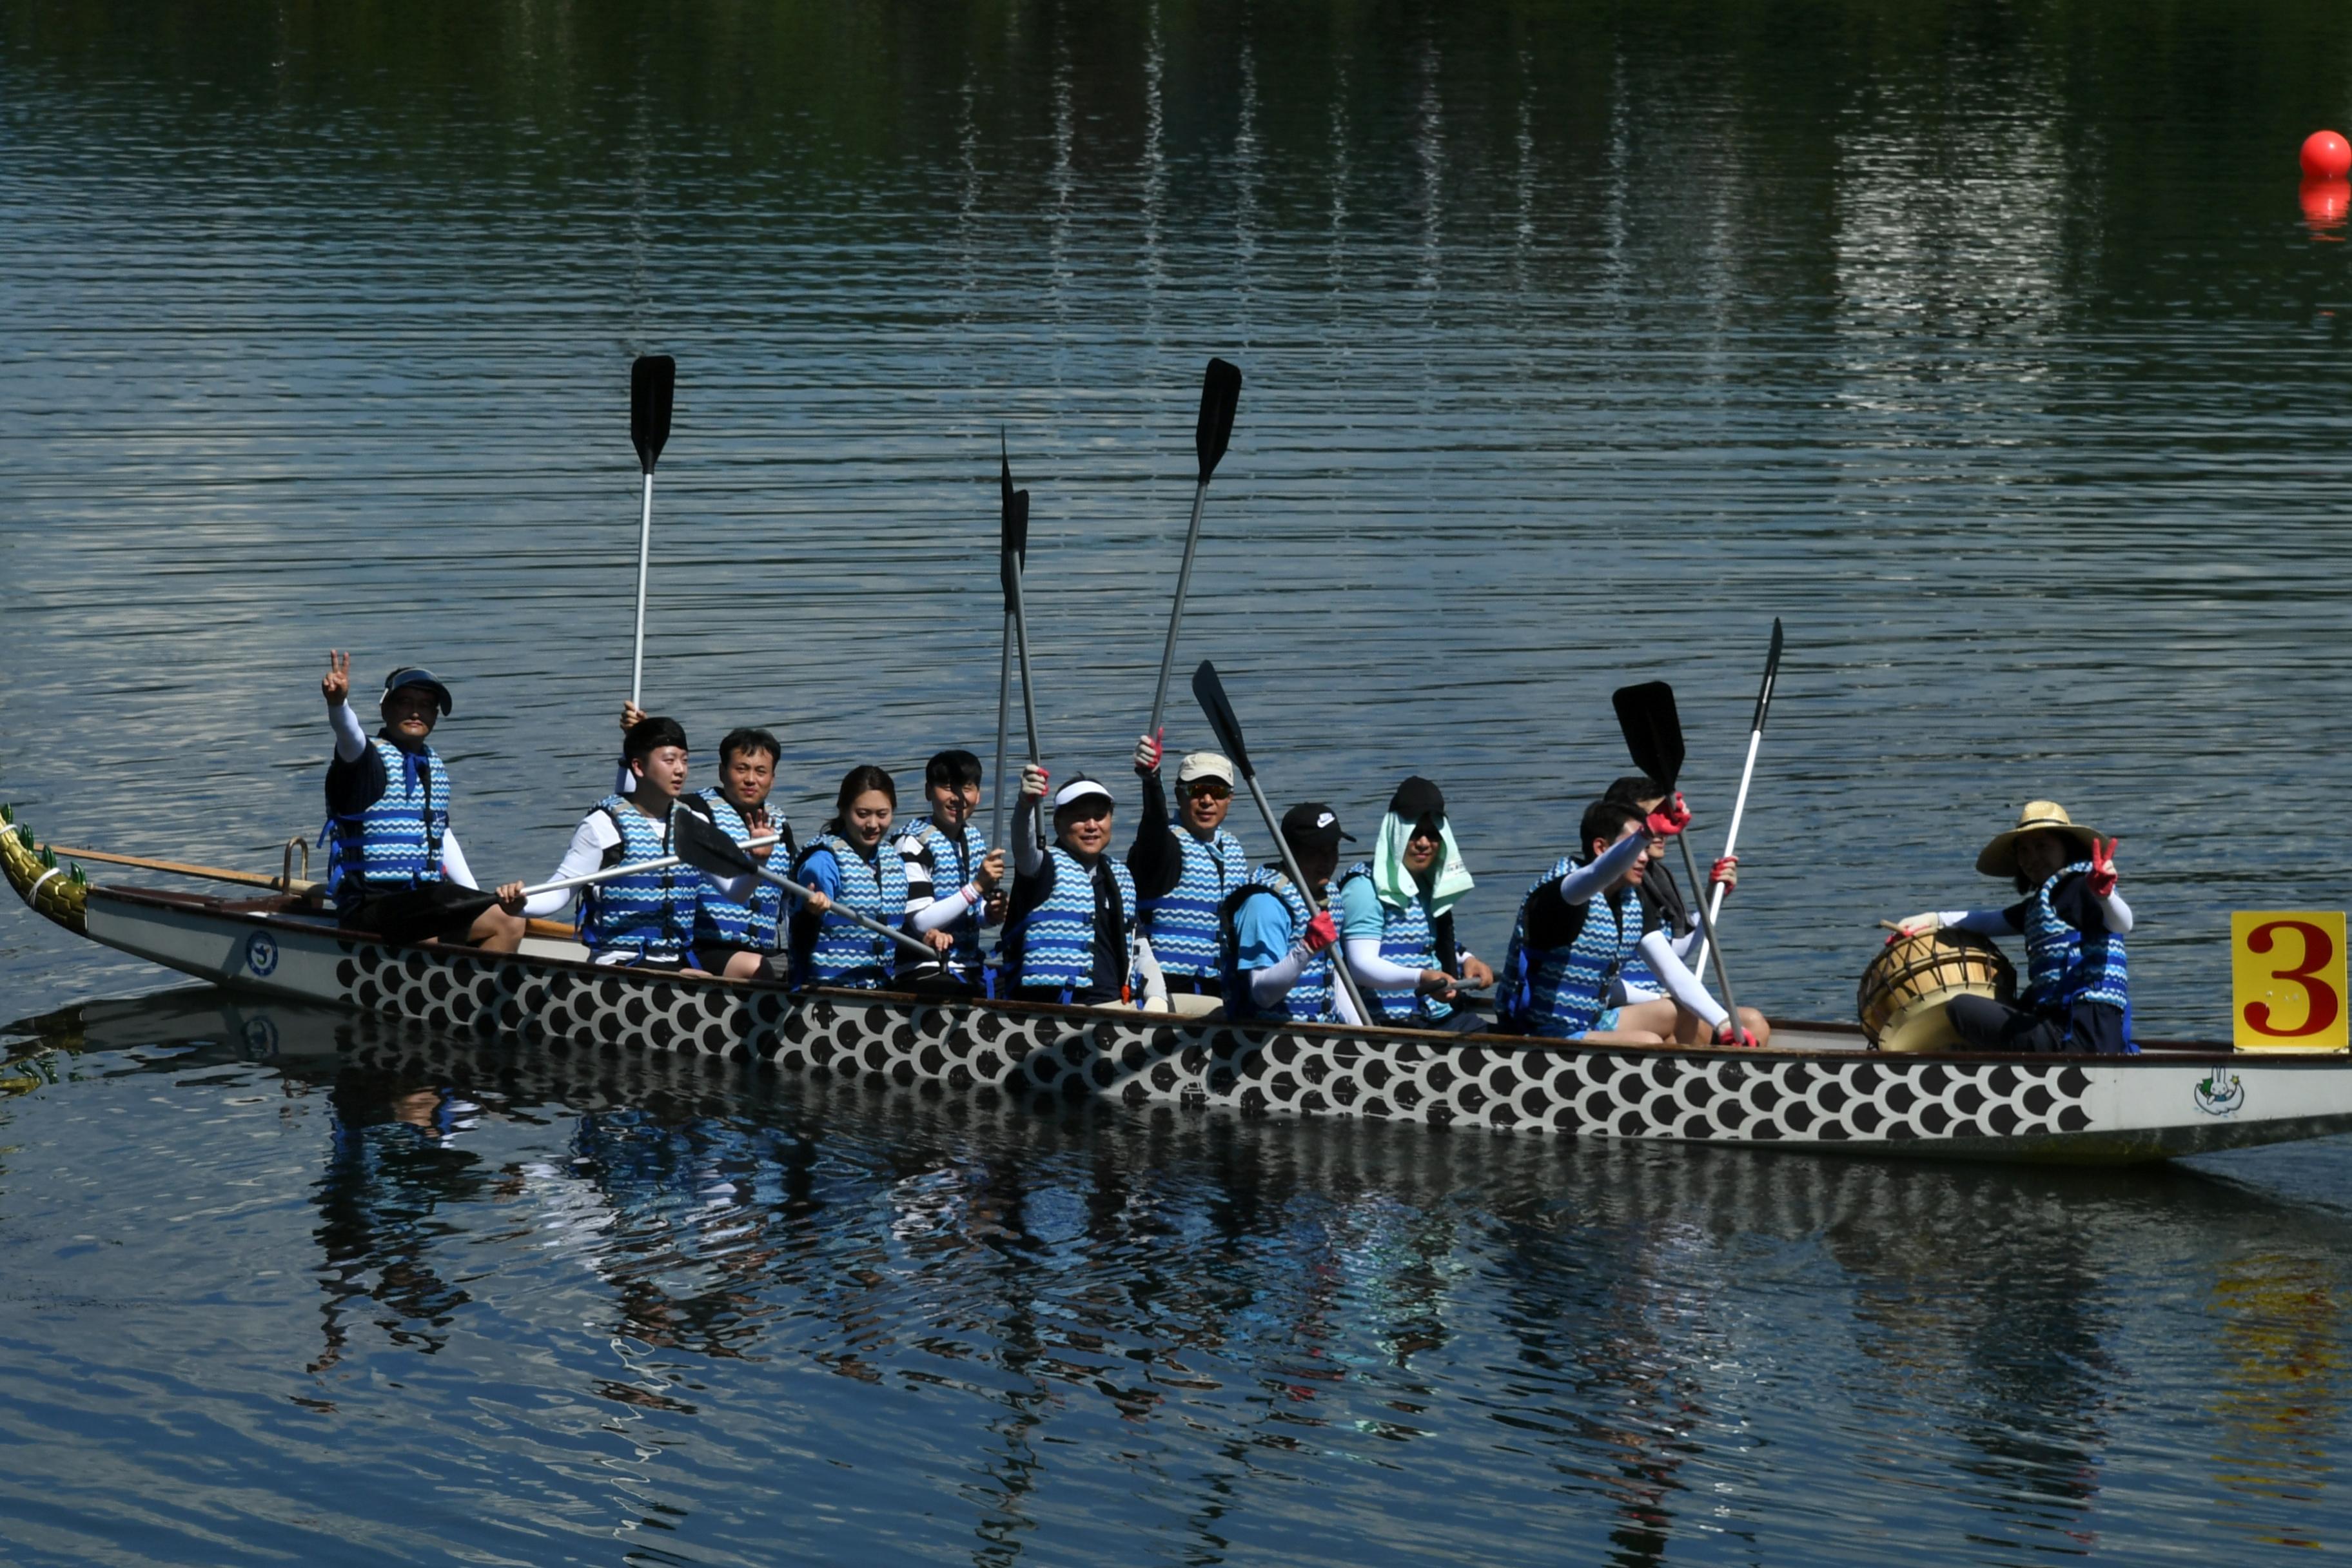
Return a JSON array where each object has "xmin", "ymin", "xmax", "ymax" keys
[
  {"xmin": 2023, "ymin": 862, "xmax": 2130, "ymax": 1013},
  {"xmin": 1498, "ymin": 854, "xmax": 1643, "ymax": 1039},
  {"xmin": 1334, "ymin": 862, "xmax": 1453, "ymax": 1026},
  {"xmin": 1006, "ymin": 845, "xmax": 1135, "ymax": 998},
  {"xmin": 1614, "ymin": 878, "xmax": 1682, "ymax": 999},
  {"xmin": 792, "ymin": 832, "xmax": 908, "ymax": 989},
  {"xmin": 689, "ymin": 789, "xmax": 783, "ymax": 952},
  {"xmin": 579, "ymin": 796, "xmax": 696, "ymax": 967},
  {"xmin": 1137, "ymin": 821, "xmax": 1247, "ymax": 979},
  {"xmin": 898, "ymin": 816, "xmax": 989, "ymax": 971},
  {"xmin": 1218, "ymin": 868, "xmax": 1336, "ymax": 1024},
  {"xmin": 326, "ymin": 739, "xmax": 451, "ymax": 910}
]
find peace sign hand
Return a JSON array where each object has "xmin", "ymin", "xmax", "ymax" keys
[
  {"xmin": 2088, "ymin": 836, "xmax": 2120, "ymax": 898},
  {"xmin": 322, "ymin": 650, "xmax": 351, "ymax": 707}
]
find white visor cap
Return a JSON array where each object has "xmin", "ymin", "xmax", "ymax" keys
[{"xmin": 1053, "ymin": 776, "xmax": 1116, "ymax": 809}]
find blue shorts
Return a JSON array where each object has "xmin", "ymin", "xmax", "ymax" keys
[{"xmin": 1573, "ymin": 1008, "xmax": 1622, "ymax": 1039}]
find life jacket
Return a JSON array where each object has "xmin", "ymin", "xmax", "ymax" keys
[
  {"xmin": 686, "ymin": 789, "xmax": 785, "ymax": 952},
  {"xmin": 1614, "ymin": 868, "xmax": 1688, "ymax": 999},
  {"xmin": 1004, "ymin": 844, "xmax": 1135, "ymax": 1000},
  {"xmin": 2023, "ymin": 863, "xmax": 2131, "ymax": 1018},
  {"xmin": 1334, "ymin": 861, "xmax": 1456, "ymax": 1027},
  {"xmin": 895, "ymin": 816, "xmax": 989, "ymax": 974},
  {"xmin": 1498, "ymin": 854, "xmax": 1643, "ymax": 1039},
  {"xmin": 325, "ymin": 738, "xmax": 451, "ymax": 910},
  {"xmin": 578, "ymin": 795, "xmax": 696, "ymax": 967},
  {"xmin": 789, "ymin": 831, "xmax": 908, "ymax": 989},
  {"xmin": 1137, "ymin": 820, "xmax": 1247, "ymax": 979},
  {"xmin": 1217, "ymin": 867, "xmax": 1337, "ymax": 1024}
]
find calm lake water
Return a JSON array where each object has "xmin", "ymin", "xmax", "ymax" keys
[{"xmin": 5, "ymin": 0, "xmax": 2352, "ymax": 1560}]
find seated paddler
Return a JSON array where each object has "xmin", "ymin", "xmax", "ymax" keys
[
  {"xmin": 1497, "ymin": 796, "xmax": 1767, "ymax": 1047},
  {"xmin": 1335, "ymin": 776, "xmax": 1493, "ymax": 1032},
  {"xmin": 519, "ymin": 715, "xmax": 708, "ymax": 970},
  {"xmin": 1892, "ymin": 800, "xmax": 2133, "ymax": 1055},
  {"xmin": 319, "ymin": 651, "xmax": 526, "ymax": 952},
  {"xmin": 1217, "ymin": 803, "xmax": 1354, "ymax": 1026},
  {"xmin": 621, "ymin": 702, "xmax": 793, "ymax": 980},
  {"xmin": 894, "ymin": 749, "xmax": 1006, "ymax": 991},
  {"xmin": 785, "ymin": 765, "xmax": 995, "ymax": 990},
  {"xmin": 1602, "ymin": 774, "xmax": 1737, "ymax": 1015},
  {"xmin": 1003, "ymin": 765, "xmax": 1167, "ymax": 1008},
  {"xmin": 1128, "ymin": 733, "xmax": 1248, "ymax": 999}
]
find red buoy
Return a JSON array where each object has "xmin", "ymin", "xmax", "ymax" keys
[{"xmin": 2302, "ymin": 130, "xmax": 2352, "ymax": 181}]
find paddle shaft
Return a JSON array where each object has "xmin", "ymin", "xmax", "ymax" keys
[
  {"xmin": 520, "ymin": 832, "xmax": 782, "ymax": 900},
  {"xmin": 993, "ymin": 613, "xmax": 1014, "ymax": 853},
  {"xmin": 1672, "ymin": 830, "xmax": 1741, "ymax": 1025},
  {"xmin": 1008, "ymin": 556, "xmax": 1046, "ymax": 847},
  {"xmin": 46, "ymin": 845, "xmax": 316, "ymax": 894},
  {"xmin": 629, "ymin": 471, "xmax": 654, "ymax": 708},
  {"xmin": 1697, "ymin": 725, "xmax": 1763, "ymax": 943},
  {"xmin": 743, "ymin": 865, "xmax": 939, "ymax": 963},
  {"xmin": 1145, "ymin": 479, "xmax": 1210, "ymax": 738},
  {"xmin": 1236, "ymin": 774, "xmax": 1375, "ymax": 1027}
]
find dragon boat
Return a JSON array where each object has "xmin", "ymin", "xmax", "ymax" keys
[{"xmin": 7, "ymin": 803, "xmax": 2347, "ymax": 1165}]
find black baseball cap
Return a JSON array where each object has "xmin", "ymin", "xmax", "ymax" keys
[
  {"xmin": 1388, "ymin": 776, "xmax": 1446, "ymax": 830},
  {"xmin": 1279, "ymin": 802, "xmax": 1354, "ymax": 852},
  {"xmin": 382, "ymin": 667, "xmax": 453, "ymax": 716}
]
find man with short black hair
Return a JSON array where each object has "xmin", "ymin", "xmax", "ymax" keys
[
  {"xmin": 1217, "ymin": 803, "xmax": 1355, "ymax": 1025},
  {"xmin": 520, "ymin": 715, "xmax": 707, "ymax": 970},
  {"xmin": 318, "ymin": 651, "xmax": 526, "ymax": 952},
  {"xmin": 895, "ymin": 748, "xmax": 1004, "ymax": 990}
]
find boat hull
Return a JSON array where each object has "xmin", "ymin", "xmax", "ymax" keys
[{"xmin": 53, "ymin": 885, "xmax": 2352, "ymax": 1164}]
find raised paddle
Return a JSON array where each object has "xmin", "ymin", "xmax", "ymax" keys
[
  {"xmin": 1190, "ymin": 660, "xmax": 1373, "ymax": 1026},
  {"xmin": 994, "ymin": 435, "xmax": 1030, "ymax": 854},
  {"xmin": 669, "ymin": 807, "xmax": 936, "ymax": 964},
  {"xmin": 1145, "ymin": 357, "xmax": 1243, "ymax": 740},
  {"xmin": 1611, "ymin": 680, "xmax": 1742, "ymax": 1027},
  {"xmin": 628, "ymin": 353, "xmax": 676, "ymax": 710},
  {"xmin": 1690, "ymin": 620, "xmax": 1783, "ymax": 974}
]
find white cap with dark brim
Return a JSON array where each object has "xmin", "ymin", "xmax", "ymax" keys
[{"xmin": 1053, "ymin": 776, "xmax": 1116, "ymax": 809}]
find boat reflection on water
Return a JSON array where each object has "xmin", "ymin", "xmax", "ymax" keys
[{"xmin": 3, "ymin": 988, "xmax": 2347, "ymax": 1558}]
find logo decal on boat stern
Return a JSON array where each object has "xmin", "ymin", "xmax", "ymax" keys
[
  {"xmin": 244, "ymin": 931, "xmax": 279, "ymax": 978},
  {"xmin": 2193, "ymin": 1068, "xmax": 2244, "ymax": 1117}
]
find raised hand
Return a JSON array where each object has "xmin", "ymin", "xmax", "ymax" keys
[
  {"xmin": 1302, "ymin": 910, "xmax": 1338, "ymax": 954},
  {"xmin": 1710, "ymin": 854, "xmax": 1740, "ymax": 896},
  {"xmin": 620, "ymin": 700, "xmax": 646, "ymax": 733},
  {"xmin": 2088, "ymin": 836, "xmax": 2120, "ymax": 897},
  {"xmin": 322, "ymin": 650, "xmax": 351, "ymax": 706},
  {"xmin": 1133, "ymin": 728, "xmax": 1164, "ymax": 776},
  {"xmin": 1645, "ymin": 792, "xmax": 1692, "ymax": 838},
  {"xmin": 1019, "ymin": 763, "xmax": 1050, "ymax": 800},
  {"xmin": 976, "ymin": 848, "xmax": 1007, "ymax": 891}
]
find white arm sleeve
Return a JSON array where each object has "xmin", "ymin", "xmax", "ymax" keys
[
  {"xmin": 1331, "ymin": 975, "xmax": 1363, "ymax": 1026},
  {"xmin": 1344, "ymin": 936, "xmax": 1425, "ymax": 988},
  {"xmin": 2097, "ymin": 890, "xmax": 2134, "ymax": 935},
  {"xmin": 328, "ymin": 700, "xmax": 369, "ymax": 763},
  {"xmin": 1248, "ymin": 945, "xmax": 1313, "ymax": 1006},
  {"xmin": 908, "ymin": 883, "xmax": 978, "ymax": 934},
  {"xmin": 1012, "ymin": 798, "xmax": 1044, "ymax": 876},
  {"xmin": 1638, "ymin": 929, "xmax": 1729, "ymax": 1032},
  {"xmin": 1946, "ymin": 908, "xmax": 2021, "ymax": 935},
  {"xmin": 1554, "ymin": 831, "xmax": 1651, "ymax": 905},
  {"xmin": 438, "ymin": 828, "xmax": 479, "ymax": 892},
  {"xmin": 521, "ymin": 815, "xmax": 620, "ymax": 919},
  {"xmin": 1133, "ymin": 936, "xmax": 1169, "ymax": 1008}
]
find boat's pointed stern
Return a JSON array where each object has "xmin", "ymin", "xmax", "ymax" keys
[{"xmin": 1, "ymin": 805, "xmax": 90, "ymax": 934}]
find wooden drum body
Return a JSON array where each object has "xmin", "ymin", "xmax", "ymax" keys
[{"xmin": 1857, "ymin": 930, "xmax": 2017, "ymax": 1053}]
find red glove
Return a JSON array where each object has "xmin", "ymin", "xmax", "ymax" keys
[
  {"xmin": 1302, "ymin": 910, "xmax": 1338, "ymax": 954},
  {"xmin": 1714, "ymin": 1019, "xmax": 1759, "ymax": 1049},
  {"xmin": 2088, "ymin": 836, "xmax": 2119, "ymax": 898},
  {"xmin": 1133, "ymin": 728, "xmax": 1164, "ymax": 776},
  {"xmin": 1645, "ymin": 792, "xmax": 1692, "ymax": 838},
  {"xmin": 1709, "ymin": 854, "xmax": 1738, "ymax": 895}
]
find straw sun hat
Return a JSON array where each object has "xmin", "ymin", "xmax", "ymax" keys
[{"xmin": 1974, "ymin": 800, "xmax": 2108, "ymax": 877}]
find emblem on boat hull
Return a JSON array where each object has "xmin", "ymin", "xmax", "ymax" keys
[
  {"xmin": 243, "ymin": 931, "xmax": 279, "ymax": 978},
  {"xmin": 2193, "ymin": 1068, "xmax": 2244, "ymax": 1117}
]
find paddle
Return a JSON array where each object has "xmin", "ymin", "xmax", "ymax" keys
[
  {"xmin": 1691, "ymin": 620, "xmax": 1783, "ymax": 972},
  {"xmin": 1145, "ymin": 358, "xmax": 1243, "ymax": 739},
  {"xmin": 41, "ymin": 843, "xmax": 321, "ymax": 895},
  {"xmin": 627, "ymin": 353, "xmax": 676, "ymax": 710},
  {"xmin": 999, "ymin": 440, "xmax": 1046, "ymax": 847},
  {"xmin": 1190, "ymin": 660, "xmax": 1373, "ymax": 1026},
  {"xmin": 670, "ymin": 807, "xmax": 936, "ymax": 964},
  {"xmin": 1611, "ymin": 680, "xmax": 1742, "ymax": 1026},
  {"xmin": 516, "ymin": 830, "xmax": 785, "ymax": 903},
  {"xmin": 993, "ymin": 435, "xmax": 1030, "ymax": 854}
]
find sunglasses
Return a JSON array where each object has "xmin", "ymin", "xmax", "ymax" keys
[{"xmin": 1185, "ymin": 781, "xmax": 1233, "ymax": 801}]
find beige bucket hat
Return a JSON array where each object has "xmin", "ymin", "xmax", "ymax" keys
[{"xmin": 1975, "ymin": 799, "xmax": 2106, "ymax": 877}]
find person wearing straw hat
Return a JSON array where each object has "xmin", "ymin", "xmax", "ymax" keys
[
  {"xmin": 1003, "ymin": 764, "xmax": 1167, "ymax": 1008},
  {"xmin": 1129, "ymin": 740, "xmax": 1249, "ymax": 1000},
  {"xmin": 1894, "ymin": 800, "xmax": 2133, "ymax": 1054},
  {"xmin": 318, "ymin": 651, "xmax": 528, "ymax": 952},
  {"xmin": 1333, "ymin": 776, "xmax": 1493, "ymax": 1032}
]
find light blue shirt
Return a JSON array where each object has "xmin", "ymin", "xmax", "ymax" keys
[
  {"xmin": 1231, "ymin": 888, "xmax": 1298, "ymax": 970},
  {"xmin": 1336, "ymin": 873, "xmax": 1389, "ymax": 943}
]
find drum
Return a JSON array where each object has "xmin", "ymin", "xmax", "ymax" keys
[{"xmin": 1856, "ymin": 929, "xmax": 2017, "ymax": 1053}]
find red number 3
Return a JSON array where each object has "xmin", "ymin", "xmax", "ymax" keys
[{"xmin": 2246, "ymin": 920, "xmax": 2343, "ymax": 1037}]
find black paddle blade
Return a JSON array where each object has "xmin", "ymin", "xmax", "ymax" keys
[
  {"xmin": 1195, "ymin": 357, "xmax": 1243, "ymax": 484},
  {"xmin": 999, "ymin": 429, "xmax": 1014, "ymax": 514},
  {"xmin": 1190, "ymin": 660, "xmax": 1255, "ymax": 779},
  {"xmin": 999, "ymin": 489, "xmax": 1030, "ymax": 612},
  {"xmin": 631, "ymin": 355, "xmax": 676, "ymax": 474},
  {"xmin": 671, "ymin": 804, "xmax": 756, "ymax": 879},
  {"xmin": 1612, "ymin": 681, "xmax": 1685, "ymax": 790},
  {"xmin": 1752, "ymin": 618, "xmax": 1785, "ymax": 734}
]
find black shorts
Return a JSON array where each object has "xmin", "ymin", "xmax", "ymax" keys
[{"xmin": 341, "ymin": 883, "xmax": 496, "ymax": 945}]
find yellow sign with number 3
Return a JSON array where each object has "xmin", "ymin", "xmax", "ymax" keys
[{"xmin": 2231, "ymin": 912, "xmax": 2350, "ymax": 1052}]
